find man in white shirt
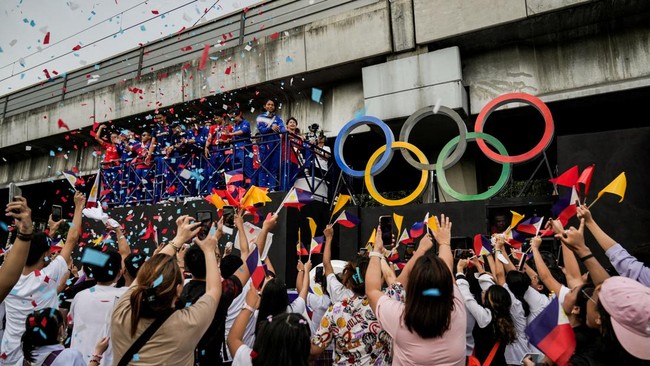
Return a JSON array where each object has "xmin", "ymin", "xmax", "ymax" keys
[
  {"xmin": 69, "ymin": 248, "xmax": 126, "ymax": 365},
  {"xmin": 1, "ymin": 192, "xmax": 85, "ymax": 365}
]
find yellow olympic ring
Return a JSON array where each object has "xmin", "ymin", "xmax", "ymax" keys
[{"xmin": 364, "ymin": 141, "xmax": 429, "ymax": 206}]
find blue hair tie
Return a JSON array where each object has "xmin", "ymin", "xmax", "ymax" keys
[{"xmin": 352, "ymin": 267, "xmax": 364, "ymax": 284}]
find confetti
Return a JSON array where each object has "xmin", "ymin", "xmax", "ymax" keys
[
  {"xmin": 198, "ymin": 44, "xmax": 210, "ymax": 70},
  {"xmin": 43, "ymin": 32, "xmax": 50, "ymax": 45},
  {"xmin": 153, "ymin": 274, "xmax": 163, "ymax": 288},
  {"xmin": 311, "ymin": 88, "xmax": 322, "ymax": 103},
  {"xmin": 80, "ymin": 249, "xmax": 110, "ymax": 267}
]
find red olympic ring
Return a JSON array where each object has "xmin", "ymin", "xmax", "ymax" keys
[{"xmin": 474, "ymin": 92, "xmax": 554, "ymax": 164}]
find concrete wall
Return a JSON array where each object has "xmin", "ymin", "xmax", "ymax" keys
[
  {"xmin": 463, "ymin": 24, "xmax": 650, "ymax": 114},
  {"xmin": 413, "ymin": 0, "xmax": 592, "ymax": 44}
]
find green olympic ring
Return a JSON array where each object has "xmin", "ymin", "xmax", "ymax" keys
[{"xmin": 436, "ymin": 132, "xmax": 511, "ymax": 201}]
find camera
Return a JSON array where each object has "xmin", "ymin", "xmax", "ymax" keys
[{"xmin": 308, "ymin": 123, "xmax": 319, "ymax": 133}]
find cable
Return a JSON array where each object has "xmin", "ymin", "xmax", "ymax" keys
[
  {"xmin": 0, "ymin": 0, "xmax": 199, "ymax": 84},
  {"xmin": 0, "ymin": 0, "xmax": 151, "ymax": 70},
  {"xmin": 192, "ymin": 0, "xmax": 221, "ymax": 28}
]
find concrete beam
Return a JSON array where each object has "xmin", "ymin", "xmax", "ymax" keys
[
  {"xmin": 464, "ymin": 25, "xmax": 650, "ymax": 114},
  {"xmin": 414, "ymin": 0, "xmax": 527, "ymax": 43}
]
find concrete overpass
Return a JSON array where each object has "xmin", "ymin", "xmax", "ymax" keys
[{"xmin": 1, "ymin": 0, "xmax": 650, "ymax": 190}]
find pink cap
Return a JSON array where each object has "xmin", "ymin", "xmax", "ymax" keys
[{"xmin": 600, "ymin": 276, "xmax": 650, "ymax": 360}]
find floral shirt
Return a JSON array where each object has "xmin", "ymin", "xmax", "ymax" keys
[{"xmin": 312, "ymin": 295, "xmax": 391, "ymax": 366}]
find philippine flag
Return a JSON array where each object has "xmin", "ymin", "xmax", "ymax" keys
[
  {"xmin": 409, "ymin": 221, "xmax": 425, "ymax": 239},
  {"xmin": 334, "ymin": 210, "xmax": 360, "ymax": 228},
  {"xmin": 246, "ymin": 246, "xmax": 266, "ymax": 289},
  {"xmin": 516, "ymin": 216, "xmax": 545, "ymax": 236},
  {"xmin": 525, "ymin": 296, "xmax": 576, "ymax": 366},
  {"xmin": 473, "ymin": 234, "xmax": 493, "ymax": 256}
]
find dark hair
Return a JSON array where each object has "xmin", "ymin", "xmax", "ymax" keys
[
  {"xmin": 22, "ymin": 308, "xmax": 64, "ymax": 363},
  {"xmin": 129, "ymin": 254, "xmax": 182, "ymax": 337},
  {"xmin": 484, "ymin": 285, "xmax": 517, "ymax": 344},
  {"xmin": 403, "ymin": 253, "xmax": 454, "ymax": 338},
  {"xmin": 252, "ymin": 312, "xmax": 311, "ymax": 366},
  {"xmin": 26, "ymin": 232, "xmax": 50, "ymax": 267},
  {"xmin": 341, "ymin": 256, "xmax": 369, "ymax": 296},
  {"xmin": 574, "ymin": 283, "xmax": 595, "ymax": 325},
  {"xmin": 595, "ymin": 298, "xmax": 648, "ymax": 364},
  {"xmin": 184, "ymin": 245, "xmax": 206, "ymax": 279},
  {"xmin": 220, "ymin": 255, "xmax": 243, "ymax": 279},
  {"xmin": 256, "ymin": 278, "xmax": 289, "ymax": 333},
  {"xmin": 84, "ymin": 248, "xmax": 122, "ymax": 283},
  {"xmin": 124, "ymin": 253, "xmax": 146, "ymax": 279},
  {"xmin": 287, "ymin": 117, "xmax": 298, "ymax": 124},
  {"xmin": 505, "ymin": 271, "xmax": 531, "ymax": 317}
]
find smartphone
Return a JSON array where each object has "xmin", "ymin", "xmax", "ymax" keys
[
  {"xmin": 404, "ymin": 243, "xmax": 416, "ymax": 262},
  {"xmin": 8, "ymin": 183, "xmax": 22, "ymax": 201},
  {"xmin": 8, "ymin": 183, "xmax": 22, "ymax": 213},
  {"xmin": 196, "ymin": 210, "xmax": 213, "ymax": 240},
  {"xmin": 222, "ymin": 205, "xmax": 235, "ymax": 228},
  {"xmin": 454, "ymin": 249, "xmax": 475, "ymax": 260},
  {"xmin": 359, "ymin": 247, "xmax": 368, "ymax": 256},
  {"xmin": 379, "ymin": 215, "xmax": 393, "ymax": 249},
  {"xmin": 520, "ymin": 353, "xmax": 544, "ymax": 365},
  {"xmin": 51, "ymin": 205, "xmax": 63, "ymax": 222}
]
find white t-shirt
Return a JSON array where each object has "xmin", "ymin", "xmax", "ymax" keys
[
  {"xmin": 306, "ymin": 292, "xmax": 330, "ymax": 335},
  {"xmin": 1, "ymin": 255, "xmax": 68, "ymax": 366},
  {"xmin": 326, "ymin": 273, "xmax": 353, "ymax": 303},
  {"xmin": 232, "ymin": 344, "xmax": 253, "ymax": 366},
  {"xmin": 0, "ymin": 301, "xmax": 5, "ymax": 342},
  {"xmin": 69, "ymin": 284, "xmax": 127, "ymax": 365},
  {"xmin": 224, "ymin": 279, "xmax": 254, "ymax": 362},
  {"xmin": 27, "ymin": 344, "xmax": 86, "ymax": 366},
  {"xmin": 242, "ymin": 296, "xmax": 307, "ymax": 348}
]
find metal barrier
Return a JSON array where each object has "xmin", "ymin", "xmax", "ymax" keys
[{"xmin": 98, "ymin": 131, "xmax": 332, "ymax": 206}]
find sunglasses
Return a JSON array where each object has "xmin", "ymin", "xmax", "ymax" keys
[{"xmin": 581, "ymin": 288, "xmax": 597, "ymax": 305}]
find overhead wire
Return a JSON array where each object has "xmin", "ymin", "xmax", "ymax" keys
[{"xmin": 0, "ymin": 0, "xmax": 200, "ymax": 84}]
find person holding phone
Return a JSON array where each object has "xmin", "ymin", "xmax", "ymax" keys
[
  {"xmin": 365, "ymin": 214, "xmax": 467, "ymax": 366},
  {"xmin": 1, "ymin": 192, "xmax": 86, "ymax": 365},
  {"xmin": 0, "ymin": 196, "xmax": 33, "ymax": 303}
]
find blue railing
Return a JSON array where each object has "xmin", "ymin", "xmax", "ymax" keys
[{"xmin": 99, "ymin": 131, "xmax": 332, "ymax": 206}]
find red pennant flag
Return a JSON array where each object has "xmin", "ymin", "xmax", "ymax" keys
[
  {"xmin": 43, "ymin": 32, "xmax": 50, "ymax": 45},
  {"xmin": 577, "ymin": 164, "xmax": 595, "ymax": 198},
  {"xmin": 549, "ymin": 165, "xmax": 579, "ymax": 188}
]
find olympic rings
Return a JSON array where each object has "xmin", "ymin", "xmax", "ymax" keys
[
  {"xmin": 334, "ymin": 116, "xmax": 394, "ymax": 177},
  {"xmin": 364, "ymin": 142, "xmax": 429, "ymax": 207},
  {"xmin": 334, "ymin": 92, "xmax": 555, "ymax": 205},
  {"xmin": 474, "ymin": 92, "xmax": 554, "ymax": 164},
  {"xmin": 399, "ymin": 105, "xmax": 468, "ymax": 170},
  {"xmin": 436, "ymin": 132, "xmax": 511, "ymax": 201}
]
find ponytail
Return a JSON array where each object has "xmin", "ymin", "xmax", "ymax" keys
[
  {"xmin": 21, "ymin": 308, "xmax": 63, "ymax": 363},
  {"xmin": 129, "ymin": 254, "xmax": 182, "ymax": 337}
]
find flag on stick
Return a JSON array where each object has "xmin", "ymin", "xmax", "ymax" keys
[
  {"xmin": 577, "ymin": 164, "xmax": 595, "ymax": 201},
  {"xmin": 549, "ymin": 165, "xmax": 579, "ymax": 188},
  {"xmin": 329, "ymin": 194, "xmax": 350, "ymax": 222},
  {"xmin": 398, "ymin": 228, "xmax": 412, "ymax": 244},
  {"xmin": 525, "ymin": 296, "xmax": 576, "ymax": 366},
  {"xmin": 334, "ymin": 210, "xmax": 360, "ymax": 228},
  {"xmin": 588, "ymin": 172, "xmax": 626, "ymax": 209},
  {"xmin": 473, "ymin": 234, "xmax": 493, "ymax": 257},
  {"xmin": 86, "ymin": 171, "xmax": 100, "ymax": 208}
]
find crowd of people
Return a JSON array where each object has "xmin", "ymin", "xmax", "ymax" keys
[
  {"xmin": 0, "ymin": 190, "xmax": 649, "ymax": 366},
  {"xmin": 94, "ymin": 101, "xmax": 332, "ymax": 206}
]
